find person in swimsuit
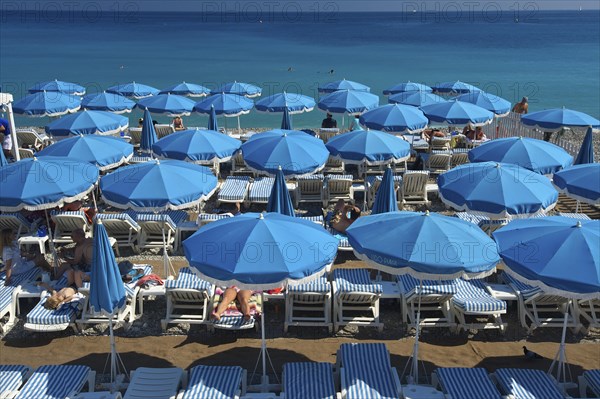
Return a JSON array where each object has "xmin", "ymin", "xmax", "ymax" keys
[
  {"xmin": 211, "ymin": 286, "xmax": 253, "ymax": 321},
  {"xmin": 39, "ymin": 268, "xmax": 89, "ymax": 310}
]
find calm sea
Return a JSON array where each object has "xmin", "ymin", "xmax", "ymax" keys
[{"xmin": 1, "ymin": 10, "xmax": 599, "ymax": 129}]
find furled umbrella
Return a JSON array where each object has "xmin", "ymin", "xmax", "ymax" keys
[
  {"xmin": 140, "ymin": 108, "xmax": 158, "ymax": 154},
  {"xmin": 0, "ymin": 147, "xmax": 7, "ymax": 166},
  {"xmin": 208, "ymin": 105, "xmax": 218, "ymax": 131},
  {"xmin": 266, "ymin": 166, "xmax": 295, "ymax": 216},
  {"xmin": 574, "ymin": 126, "xmax": 595, "ymax": 165},
  {"xmin": 106, "ymin": 82, "xmax": 159, "ymax": 99},
  {"xmin": 45, "ymin": 110, "xmax": 129, "ymax": 137},
  {"xmin": 371, "ymin": 166, "xmax": 398, "ymax": 214},
  {"xmin": 28, "ymin": 79, "xmax": 86, "ymax": 96},
  {"xmin": 281, "ymin": 107, "xmax": 292, "ymax": 130},
  {"xmin": 81, "ymin": 92, "xmax": 136, "ymax": 114},
  {"xmin": 13, "ymin": 91, "xmax": 81, "ymax": 117}
]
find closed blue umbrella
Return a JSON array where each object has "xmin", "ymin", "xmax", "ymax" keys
[
  {"xmin": 28, "ymin": 79, "xmax": 86, "ymax": 96},
  {"xmin": 106, "ymin": 82, "xmax": 159, "ymax": 99},
  {"xmin": 0, "ymin": 148, "xmax": 7, "ymax": 166},
  {"xmin": 255, "ymin": 92, "xmax": 315, "ymax": 114},
  {"xmin": 318, "ymin": 79, "xmax": 370, "ymax": 94},
  {"xmin": 318, "ymin": 90, "xmax": 379, "ymax": 115},
  {"xmin": 438, "ymin": 162, "xmax": 558, "ymax": 219},
  {"xmin": 421, "ymin": 100, "xmax": 494, "ymax": 127},
  {"xmin": 468, "ymin": 137, "xmax": 573, "ymax": 174},
  {"xmin": 152, "ymin": 129, "xmax": 241, "ymax": 163},
  {"xmin": 432, "ymin": 81, "xmax": 482, "ymax": 94},
  {"xmin": 267, "ymin": 167, "xmax": 295, "ymax": 216},
  {"xmin": 325, "ymin": 129, "xmax": 411, "ymax": 165},
  {"xmin": 81, "ymin": 92, "xmax": 135, "ymax": 114},
  {"xmin": 383, "ymin": 82, "xmax": 432, "ymax": 95},
  {"xmin": 211, "ymin": 81, "xmax": 262, "ymax": 98},
  {"xmin": 194, "ymin": 93, "xmax": 254, "ymax": 116},
  {"xmin": 159, "ymin": 82, "xmax": 210, "ymax": 97},
  {"xmin": 38, "ymin": 135, "xmax": 133, "ymax": 171},
  {"xmin": 574, "ymin": 127, "xmax": 595, "ymax": 165},
  {"xmin": 281, "ymin": 107, "xmax": 292, "ymax": 130},
  {"xmin": 136, "ymin": 94, "xmax": 196, "ymax": 117},
  {"xmin": 13, "ymin": 91, "xmax": 81, "ymax": 117},
  {"xmin": 359, "ymin": 104, "xmax": 428, "ymax": 134},
  {"xmin": 208, "ymin": 105, "xmax": 218, "ymax": 131},
  {"xmin": 371, "ymin": 167, "xmax": 398, "ymax": 214},
  {"xmin": 455, "ymin": 91, "xmax": 512, "ymax": 117},
  {"xmin": 388, "ymin": 91, "xmax": 446, "ymax": 108},
  {"xmin": 45, "ymin": 110, "xmax": 129, "ymax": 137},
  {"xmin": 553, "ymin": 164, "xmax": 600, "ymax": 205},
  {"xmin": 140, "ymin": 108, "xmax": 158, "ymax": 153},
  {"xmin": 241, "ymin": 129, "xmax": 329, "ymax": 177},
  {"xmin": 521, "ymin": 108, "xmax": 600, "ymax": 131}
]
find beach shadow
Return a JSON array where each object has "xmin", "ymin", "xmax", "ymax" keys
[
  {"xmin": 66, "ymin": 352, "xmax": 174, "ymax": 373},
  {"xmin": 389, "ymin": 353, "xmax": 438, "ymax": 385}
]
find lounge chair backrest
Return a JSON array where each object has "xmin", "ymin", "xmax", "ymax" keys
[
  {"xmin": 427, "ymin": 152, "xmax": 452, "ymax": 172},
  {"xmin": 182, "ymin": 365, "xmax": 244, "ymax": 399},
  {"xmin": 14, "ymin": 364, "xmax": 91, "ymax": 399},
  {"xmin": 95, "ymin": 213, "xmax": 141, "ymax": 232},
  {"xmin": 325, "ymin": 174, "xmax": 353, "ymax": 195},
  {"xmin": 18, "ymin": 148, "xmax": 35, "ymax": 159},
  {"xmin": 340, "ymin": 342, "xmax": 391, "ymax": 371},
  {"xmin": 436, "ymin": 367, "xmax": 502, "ymax": 399},
  {"xmin": 154, "ymin": 124, "xmax": 175, "ymax": 139},
  {"xmin": 451, "ymin": 150, "xmax": 469, "ymax": 167},
  {"xmin": 319, "ymin": 128, "xmax": 340, "ymax": 143},
  {"xmin": 325, "ymin": 156, "xmax": 344, "ymax": 168},
  {"xmin": 297, "ymin": 174, "xmax": 324, "ymax": 195},
  {"xmin": 16, "ymin": 128, "xmax": 50, "ymax": 150},
  {"xmin": 431, "ymin": 137, "xmax": 450, "ymax": 151},
  {"xmin": 397, "ymin": 274, "xmax": 456, "ymax": 302},
  {"xmin": 283, "ymin": 362, "xmax": 336, "ymax": 399},
  {"xmin": 453, "ymin": 278, "xmax": 507, "ymax": 313},
  {"xmin": 0, "ymin": 365, "xmax": 30, "ymax": 395},
  {"xmin": 0, "ymin": 213, "xmax": 33, "ymax": 238},
  {"xmin": 495, "ymin": 368, "xmax": 564, "ymax": 399},
  {"xmin": 135, "ymin": 214, "xmax": 177, "ymax": 232},
  {"xmin": 124, "ymin": 367, "xmax": 184, "ymax": 399},
  {"xmin": 583, "ymin": 369, "xmax": 600, "ymax": 397},
  {"xmin": 402, "ymin": 171, "xmax": 429, "ymax": 196},
  {"xmin": 165, "ymin": 267, "xmax": 212, "ymax": 291},
  {"xmin": 128, "ymin": 127, "xmax": 142, "ymax": 145},
  {"xmin": 333, "ymin": 269, "xmax": 383, "ymax": 295}
]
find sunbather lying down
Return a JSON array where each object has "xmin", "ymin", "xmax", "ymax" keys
[
  {"xmin": 39, "ymin": 268, "xmax": 89, "ymax": 310},
  {"xmin": 211, "ymin": 287, "xmax": 255, "ymax": 321}
]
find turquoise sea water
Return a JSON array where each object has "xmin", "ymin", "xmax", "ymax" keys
[{"xmin": 1, "ymin": 11, "xmax": 599, "ymax": 129}]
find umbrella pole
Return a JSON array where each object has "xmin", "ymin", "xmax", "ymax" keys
[
  {"xmin": 109, "ymin": 311, "xmax": 117, "ymax": 392},
  {"xmin": 363, "ymin": 162, "xmax": 368, "ymax": 212},
  {"xmin": 549, "ymin": 300, "xmax": 571, "ymax": 391},
  {"xmin": 412, "ymin": 279, "xmax": 423, "ymax": 384},
  {"xmin": 237, "ymin": 116, "xmax": 241, "ymax": 134},
  {"xmin": 260, "ymin": 293, "xmax": 268, "ymax": 392},
  {"xmin": 44, "ymin": 210, "xmax": 59, "ymax": 276},
  {"xmin": 161, "ymin": 225, "xmax": 172, "ymax": 277}
]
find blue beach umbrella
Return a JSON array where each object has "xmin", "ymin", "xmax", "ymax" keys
[
  {"xmin": 325, "ymin": 129, "xmax": 411, "ymax": 165},
  {"xmin": 383, "ymin": 82, "xmax": 432, "ymax": 95},
  {"xmin": 0, "ymin": 148, "xmax": 8, "ymax": 166},
  {"xmin": 38, "ymin": 135, "xmax": 133, "ymax": 171},
  {"xmin": 553, "ymin": 163, "xmax": 600, "ymax": 205},
  {"xmin": 159, "ymin": 82, "xmax": 210, "ymax": 97},
  {"xmin": 13, "ymin": 91, "xmax": 81, "ymax": 117},
  {"xmin": 208, "ymin": 105, "xmax": 218, "ymax": 131},
  {"xmin": 45, "ymin": 110, "xmax": 129, "ymax": 137},
  {"xmin": 152, "ymin": 129, "xmax": 241, "ymax": 163},
  {"xmin": 28, "ymin": 79, "xmax": 86, "ymax": 96},
  {"xmin": 212, "ymin": 81, "xmax": 262, "ymax": 98},
  {"xmin": 438, "ymin": 162, "xmax": 558, "ymax": 219},
  {"xmin": 432, "ymin": 81, "xmax": 482, "ymax": 95},
  {"xmin": 241, "ymin": 129, "xmax": 329, "ymax": 177},
  {"xmin": 421, "ymin": 100, "xmax": 494, "ymax": 127},
  {"xmin": 266, "ymin": 167, "xmax": 295, "ymax": 216},
  {"xmin": 371, "ymin": 167, "xmax": 398, "ymax": 214},
  {"xmin": 194, "ymin": 93, "xmax": 254, "ymax": 117},
  {"xmin": 318, "ymin": 90, "xmax": 379, "ymax": 115},
  {"xmin": 455, "ymin": 91, "xmax": 512, "ymax": 117},
  {"xmin": 81, "ymin": 92, "xmax": 135, "ymax": 114},
  {"xmin": 318, "ymin": 79, "xmax": 370, "ymax": 94},
  {"xmin": 136, "ymin": 94, "xmax": 196, "ymax": 117},
  {"xmin": 388, "ymin": 91, "xmax": 446, "ymax": 108},
  {"xmin": 521, "ymin": 108, "xmax": 600, "ymax": 131},
  {"xmin": 359, "ymin": 104, "xmax": 429, "ymax": 134},
  {"xmin": 106, "ymin": 82, "xmax": 159, "ymax": 99},
  {"xmin": 281, "ymin": 107, "xmax": 292, "ymax": 130},
  {"xmin": 140, "ymin": 108, "xmax": 158, "ymax": 153},
  {"xmin": 468, "ymin": 137, "xmax": 573, "ymax": 175},
  {"xmin": 574, "ymin": 127, "xmax": 595, "ymax": 164},
  {"xmin": 255, "ymin": 92, "xmax": 316, "ymax": 114}
]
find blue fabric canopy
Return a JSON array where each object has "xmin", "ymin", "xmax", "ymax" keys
[
  {"xmin": 241, "ymin": 129, "xmax": 329, "ymax": 177},
  {"xmin": 438, "ymin": 162, "xmax": 558, "ymax": 218},
  {"xmin": 468, "ymin": 137, "xmax": 573, "ymax": 175},
  {"xmin": 194, "ymin": 93, "xmax": 254, "ymax": 117},
  {"xmin": 38, "ymin": 135, "xmax": 133, "ymax": 171},
  {"xmin": 371, "ymin": 167, "xmax": 398, "ymax": 214},
  {"xmin": 28, "ymin": 79, "xmax": 86, "ymax": 96},
  {"xmin": 574, "ymin": 127, "xmax": 595, "ymax": 165},
  {"xmin": 521, "ymin": 108, "xmax": 600, "ymax": 131},
  {"xmin": 159, "ymin": 82, "xmax": 210, "ymax": 97},
  {"xmin": 152, "ymin": 129, "xmax": 241, "ymax": 163},
  {"xmin": 421, "ymin": 100, "xmax": 494, "ymax": 127},
  {"xmin": 136, "ymin": 94, "xmax": 196, "ymax": 116},
  {"xmin": 432, "ymin": 81, "xmax": 482, "ymax": 94},
  {"xmin": 45, "ymin": 110, "xmax": 129, "ymax": 137},
  {"xmin": 359, "ymin": 104, "xmax": 428, "ymax": 134},
  {"xmin": 454, "ymin": 92, "xmax": 511, "ymax": 116},
  {"xmin": 106, "ymin": 82, "xmax": 159, "ymax": 99},
  {"xmin": 267, "ymin": 168, "xmax": 295, "ymax": 216},
  {"xmin": 211, "ymin": 81, "xmax": 262, "ymax": 98},
  {"xmin": 0, "ymin": 148, "xmax": 8, "ymax": 167},
  {"xmin": 383, "ymin": 82, "xmax": 432, "ymax": 95},
  {"xmin": 346, "ymin": 211, "xmax": 499, "ymax": 279},
  {"xmin": 0, "ymin": 156, "xmax": 99, "ymax": 212},
  {"xmin": 255, "ymin": 92, "xmax": 315, "ymax": 114},
  {"xmin": 318, "ymin": 90, "xmax": 379, "ymax": 115},
  {"xmin": 183, "ymin": 212, "xmax": 337, "ymax": 290},
  {"xmin": 388, "ymin": 91, "xmax": 446, "ymax": 108},
  {"xmin": 13, "ymin": 91, "xmax": 81, "ymax": 117},
  {"xmin": 140, "ymin": 108, "xmax": 158, "ymax": 153},
  {"xmin": 318, "ymin": 79, "xmax": 370, "ymax": 94},
  {"xmin": 100, "ymin": 159, "xmax": 218, "ymax": 212},
  {"xmin": 553, "ymin": 163, "xmax": 600, "ymax": 205},
  {"xmin": 208, "ymin": 105, "xmax": 218, "ymax": 131},
  {"xmin": 493, "ymin": 216, "xmax": 600, "ymax": 300},
  {"xmin": 281, "ymin": 107, "xmax": 292, "ymax": 130},
  {"xmin": 81, "ymin": 92, "xmax": 135, "ymax": 114},
  {"xmin": 325, "ymin": 129, "xmax": 411, "ymax": 165}
]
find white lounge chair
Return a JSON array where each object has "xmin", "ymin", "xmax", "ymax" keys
[
  {"xmin": 294, "ymin": 174, "xmax": 325, "ymax": 208},
  {"xmin": 12, "ymin": 365, "xmax": 95, "ymax": 399},
  {"xmin": 451, "ymin": 148, "xmax": 470, "ymax": 167},
  {"xmin": 399, "ymin": 171, "xmax": 430, "ymax": 207},
  {"xmin": 281, "ymin": 362, "xmax": 337, "ymax": 399},
  {"xmin": 451, "ymin": 278, "xmax": 507, "ymax": 332},
  {"xmin": 247, "ymin": 177, "xmax": 275, "ymax": 205},
  {"xmin": 95, "ymin": 213, "xmax": 141, "ymax": 253},
  {"xmin": 322, "ymin": 156, "xmax": 345, "ymax": 174},
  {"xmin": 322, "ymin": 175, "xmax": 353, "ymax": 207},
  {"xmin": 231, "ymin": 151, "xmax": 254, "ymax": 175},
  {"xmin": 128, "ymin": 127, "xmax": 142, "ymax": 146},
  {"xmin": 0, "ymin": 213, "xmax": 36, "ymax": 239},
  {"xmin": 579, "ymin": 369, "xmax": 600, "ymax": 398},
  {"xmin": 425, "ymin": 151, "xmax": 452, "ymax": 175},
  {"xmin": 578, "ymin": 298, "xmax": 600, "ymax": 332},
  {"xmin": 432, "ymin": 367, "xmax": 504, "ymax": 399},
  {"xmin": 17, "ymin": 148, "xmax": 35, "ymax": 159},
  {"xmin": 217, "ymin": 176, "xmax": 251, "ymax": 205},
  {"xmin": 0, "ymin": 365, "xmax": 31, "ymax": 399},
  {"xmin": 51, "ymin": 210, "xmax": 91, "ymax": 244},
  {"xmin": 154, "ymin": 124, "xmax": 175, "ymax": 139},
  {"xmin": 135, "ymin": 214, "xmax": 177, "ymax": 254},
  {"xmin": 492, "ymin": 368, "xmax": 569, "ymax": 399},
  {"xmin": 24, "ymin": 290, "xmax": 86, "ymax": 333},
  {"xmin": 332, "ymin": 269, "xmax": 383, "ymax": 332},
  {"xmin": 161, "ymin": 267, "xmax": 213, "ymax": 330},
  {"xmin": 285, "ymin": 276, "xmax": 332, "ymax": 333},
  {"xmin": 196, "ymin": 212, "xmax": 234, "ymax": 227},
  {"xmin": 178, "ymin": 365, "xmax": 246, "ymax": 399},
  {"xmin": 123, "ymin": 367, "xmax": 183, "ymax": 399},
  {"xmin": 15, "ymin": 128, "xmax": 52, "ymax": 151},
  {"xmin": 0, "ymin": 268, "xmax": 42, "ymax": 334},
  {"xmin": 397, "ymin": 274, "xmax": 457, "ymax": 329},
  {"xmin": 319, "ymin": 128, "xmax": 340, "ymax": 143},
  {"xmin": 430, "ymin": 137, "xmax": 451, "ymax": 151}
]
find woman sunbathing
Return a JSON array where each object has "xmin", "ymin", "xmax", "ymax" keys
[
  {"xmin": 39, "ymin": 268, "xmax": 89, "ymax": 310},
  {"xmin": 211, "ymin": 286, "xmax": 253, "ymax": 321}
]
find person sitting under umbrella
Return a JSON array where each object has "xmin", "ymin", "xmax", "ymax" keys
[
  {"xmin": 1, "ymin": 229, "xmax": 53, "ymax": 286},
  {"xmin": 39, "ymin": 268, "xmax": 89, "ymax": 310},
  {"xmin": 211, "ymin": 287, "xmax": 254, "ymax": 321},
  {"xmin": 512, "ymin": 96, "xmax": 528, "ymax": 114},
  {"xmin": 321, "ymin": 113, "xmax": 338, "ymax": 129},
  {"xmin": 331, "ymin": 204, "xmax": 361, "ymax": 234},
  {"xmin": 173, "ymin": 116, "xmax": 185, "ymax": 131},
  {"xmin": 422, "ymin": 128, "xmax": 446, "ymax": 143},
  {"xmin": 56, "ymin": 228, "xmax": 93, "ymax": 278}
]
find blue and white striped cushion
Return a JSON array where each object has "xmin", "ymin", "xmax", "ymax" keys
[
  {"xmin": 327, "ymin": 228, "xmax": 351, "ymax": 248},
  {"xmin": 299, "ymin": 174, "xmax": 324, "ymax": 181},
  {"xmin": 326, "ymin": 174, "xmax": 353, "ymax": 182},
  {"xmin": 249, "ymin": 177, "xmax": 275, "ymax": 203},
  {"xmin": 182, "ymin": 365, "xmax": 243, "ymax": 399},
  {"xmin": 584, "ymin": 369, "xmax": 600, "ymax": 396},
  {"xmin": 95, "ymin": 213, "xmax": 140, "ymax": 229},
  {"xmin": 495, "ymin": 368, "xmax": 564, "ymax": 399},
  {"xmin": 340, "ymin": 343, "xmax": 392, "ymax": 371},
  {"xmin": 212, "ymin": 315, "xmax": 255, "ymax": 329},
  {"xmin": 454, "ymin": 212, "xmax": 487, "ymax": 226},
  {"xmin": 501, "ymin": 272, "xmax": 542, "ymax": 301},
  {"xmin": 128, "ymin": 156, "xmax": 152, "ymax": 164},
  {"xmin": 0, "ymin": 213, "xmax": 32, "ymax": 230},
  {"xmin": 164, "ymin": 210, "xmax": 188, "ymax": 225},
  {"xmin": 50, "ymin": 210, "xmax": 86, "ymax": 218},
  {"xmin": 197, "ymin": 213, "xmax": 233, "ymax": 224},
  {"xmin": 14, "ymin": 364, "xmax": 90, "ymax": 399},
  {"xmin": 26, "ymin": 294, "xmax": 83, "ymax": 325},
  {"xmin": 558, "ymin": 212, "xmax": 592, "ymax": 220},
  {"xmin": 0, "ymin": 365, "xmax": 29, "ymax": 394},
  {"xmin": 218, "ymin": 176, "xmax": 250, "ymax": 202},
  {"xmin": 134, "ymin": 214, "xmax": 177, "ymax": 230},
  {"xmin": 284, "ymin": 362, "xmax": 335, "ymax": 399},
  {"xmin": 298, "ymin": 215, "xmax": 324, "ymax": 225},
  {"xmin": 436, "ymin": 367, "xmax": 502, "ymax": 399},
  {"xmin": 452, "ymin": 148, "xmax": 470, "ymax": 153},
  {"xmin": 288, "ymin": 277, "xmax": 330, "ymax": 294},
  {"xmin": 333, "ymin": 269, "xmax": 382, "ymax": 295},
  {"xmin": 165, "ymin": 267, "xmax": 212, "ymax": 291},
  {"xmin": 452, "ymin": 279, "xmax": 506, "ymax": 313},
  {"xmin": 345, "ymin": 366, "xmax": 398, "ymax": 399},
  {"xmin": 397, "ymin": 274, "xmax": 456, "ymax": 302},
  {"xmin": 0, "ymin": 268, "xmax": 41, "ymax": 311}
]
